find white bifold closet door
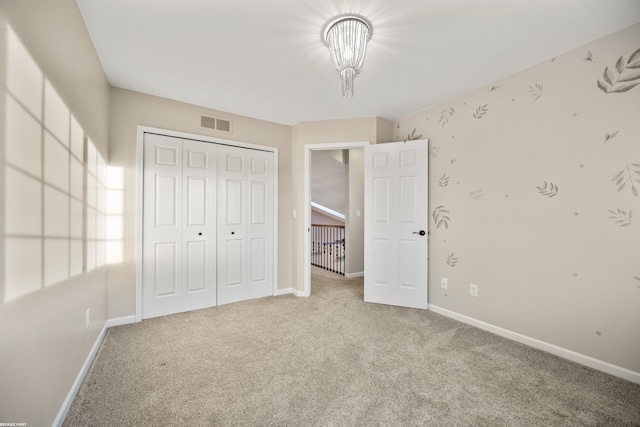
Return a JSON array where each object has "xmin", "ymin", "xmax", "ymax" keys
[
  {"xmin": 143, "ymin": 134, "xmax": 218, "ymax": 318},
  {"xmin": 217, "ymin": 144, "xmax": 274, "ymax": 305},
  {"xmin": 142, "ymin": 133, "xmax": 274, "ymax": 319}
]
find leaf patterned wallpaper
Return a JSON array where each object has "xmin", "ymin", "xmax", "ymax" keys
[{"xmin": 394, "ymin": 23, "xmax": 640, "ymax": 373}]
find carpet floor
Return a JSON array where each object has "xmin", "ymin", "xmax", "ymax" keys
[{"xmin": 64, "ymin": 267, "xmax": 640, "ymax": 426}]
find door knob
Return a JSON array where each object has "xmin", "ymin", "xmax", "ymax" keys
[
  {"xmin": 198, "ymin": 232, "xmax": 202, "ymax": 236},
  {"xmin": 412, "ymin": 230, "xmax": 426, "ymax": 236},
  {"xmin": 231, "ymin": 231, "xmax": 235, "ymax": 235}
]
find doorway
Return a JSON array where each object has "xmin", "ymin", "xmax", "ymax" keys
[{"xmin": 303, "ymin": 142, "xmax": 370, "ymax": 297}]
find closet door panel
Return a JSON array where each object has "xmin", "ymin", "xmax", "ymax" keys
[
  {"xmin": 142, "ymin": 134, "xmax": 183, "ymax": 318},
  {"xmin": 181, "ymin": 139, "xmax": 217, "ymax": 311},
  {"xmin": 217, "ymin": 146, "xmax": 247, "ymax": 304},
  {"xmin": 217, "ymin": 145, "xmax": 273, "ymax": 305},
  {"xmin": 246, "ymin": 149, "xmax": 273, "ymax": 300}
]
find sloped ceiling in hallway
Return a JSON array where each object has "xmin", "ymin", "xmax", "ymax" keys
[{"xmin": 76, "ymin": 0, "xmax": 640, "ymax": 125}]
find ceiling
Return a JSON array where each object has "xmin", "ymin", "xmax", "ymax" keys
[{"xmin": 76, "ymin": 0, "xmax": 640, "ymax": 126}]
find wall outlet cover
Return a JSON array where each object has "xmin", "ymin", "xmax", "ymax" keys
[{"xmin": 470, "ymin": 283, "xmax": 478, "ymax": 297}]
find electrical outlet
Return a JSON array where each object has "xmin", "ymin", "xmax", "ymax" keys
[
  {"xmin": 441, "ymin": 277, "xmax": 448, "ymax": 289},
  {"xmin": 470, "ymin": 283, "xmax": 478, "ymax": 297},
  {"xmin": 85, "ymin": 309, "xmax": 91, "ymax": 328}
]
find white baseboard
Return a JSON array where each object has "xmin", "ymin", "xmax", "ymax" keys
[
  {"xmin": 53, "ymin": 322, "xmax": 108, "ymax": 427},
  {"xmin": 53, "ymin": 315, "xmax": 139, "ymax": 426},
  {"xmin": 106, "ymin": 315, "xmax": 136, "ymax": 328},
  {"xmin": 345, "ymin": 271, "xmax": 364, "ymax": 279},
  {"xmin": 276, "ymin": 288, "xmax": 307, "ymax": 297},
  {"xmin": 428, "ymin": 304, "xmax": 640, "ymax": 385}
]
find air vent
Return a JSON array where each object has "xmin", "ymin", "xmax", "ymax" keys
[{"xmin": 200, "ymin": 115, "xmax": 232, "ymax": 133}]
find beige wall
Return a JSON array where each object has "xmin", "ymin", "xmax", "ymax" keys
[
  {"xmin": 395, "ymin": 23, "xmax": 640, "ymax": 373},
  {"xmin": 376, "ymin": 117, "xmax": 394, "ymax": 144},
  {"xmin": 345, "ymin": 149, "xmax": 365, "ymax": 275},
  {"xmin": 108, "ymin": 88, "xmax": 293, "ymax": 318},
  {"xmin": 0, "ymin": 1, "xmax": 110, "ymax": 425}
]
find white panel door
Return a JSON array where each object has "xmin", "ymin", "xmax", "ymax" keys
[
  {"xmin": 143, "ymin": 134, "xmax": 183, "ymax": 318},
  {"xmin": 143, "ymin": 134, "xmax": 217, "ymax": 318},
  {"xmin": 182, "ymin": 139, "xmax": 217, "ymax": 312},
  {"xmin": 364, "ymin": 140, "xmax": 428, "ymax": 309},
  {"xmin": 217, "ymin": 145, "xmax": 274, "ymax": 305}
]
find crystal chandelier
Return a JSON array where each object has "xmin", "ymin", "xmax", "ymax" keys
[{"xmin": 323, "ymin": 15, "xmax": 372, "ymax": 98}]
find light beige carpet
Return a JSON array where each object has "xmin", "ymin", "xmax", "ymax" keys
[{"xmin": 64, "ymin": 267, "xmax": 640, "ymax": 426}]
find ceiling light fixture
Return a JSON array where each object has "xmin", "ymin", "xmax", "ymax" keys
[{"xmin": 323, "ymin": 15, "xmax": 372, "ymax": 98}]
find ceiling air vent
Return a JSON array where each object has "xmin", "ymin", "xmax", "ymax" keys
[{"xmin": 200, "ymin": 115, "xmax": 232, "ymax": 133}]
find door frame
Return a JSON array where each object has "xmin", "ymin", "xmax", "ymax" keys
[
  {"xmin": 135, "ymin": 125, "xmax": 279, "ymax": 322},
  {"xmin": 303, "ymin": 141, "xmax": 370, "ymax": 297}
]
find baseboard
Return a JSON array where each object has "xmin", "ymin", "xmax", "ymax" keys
[
  {"xmin": 106, "ymin": 315, "xmax": 136, "ymax": 328},
  {"xmin": 345, "ymin": 271, "xmax": 364, "ymax": 278},
  {"xmin": 428, "ymin": 304, "xmax": 640, "ymax": 385},
  {"xmin": 52, "ymin": 322, "xmax": 108, "ymax": 427},
  {"xmin": 53, "ymin": 315, "xmax": 139, "ymax": 426},
  {"xmin": 276, "ymin": 288, "xmax": 307, "ymax": 297}
]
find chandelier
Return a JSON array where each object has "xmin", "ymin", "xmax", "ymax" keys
[{"xmin": 323, "ymin": 15, "xmax": 372, "ymax": 98}]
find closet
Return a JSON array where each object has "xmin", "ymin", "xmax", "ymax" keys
[{"xmin": 142, "ymin": 133, "xmax": 275, "ymax": 319}]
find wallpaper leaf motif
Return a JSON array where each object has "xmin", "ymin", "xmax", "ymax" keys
[
  {"xmin": 446, "ymin": 253, "xmax": 458, "ymax": 267},
  {"xmin": 529, "ymin": 83, "xmax": 543, "ymax": 100},
  {"xmin": 432, "ymin": 206, "xmax": 451, "ymax": 229},
  {"xmin": 439, "ymin": 108, "xmax": 455, "ymax": 127},
  {"xmin": 439, "ymin": 174, "xmax": 450, "ymax": 187},
  {"xmin": 536, "ymin": 181, "xmax": 559, "ymax": 197},
  {"xmin": 469, "ymin": 189, "xmax": 483, "ymax": 200},
  {"xmin": 629, "ymin": 48, "xmax": 640, "ymax": 67},
  {"xmin": 597, "ymin": 48, "xmax": 640, "ymax": 94},
  {"xmin": 473, "ymin": 104, "xmax": 489, "ymax": 119},
  {"xmin": 429, "ymin": 146, "xmax": 440, "ymax": 158},
  {"xmin": 612, "ymin": 163, "xmax": 640, "ymax": 196},
  {"xmin": 404, "ymin": 128, "xmax": 423, "ymax": 142},
  {"xmin": 584, "ymin": 51, "xmax": 594, "ymax": 62},
  {"xmin": 604, "ymin": 130, "xmax": 619, "ymax": 144},
  {"xmin": 490, "ymin": 84, "xmax": 500, "ymax": 92},
  {"xmin": 608, "ymin": 208, "xmax": 633, "ymax": 227}
]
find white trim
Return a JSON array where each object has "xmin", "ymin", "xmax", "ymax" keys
[
  {"xmin": 53, "ymin": 322, "xmax": 108, "ymax": 427},
  {"xmin": 106, "ymin": 315, "xmax": 136, "ymax": 328},
  {"xmin": 275, "ymin": 287, "xmax": 307, "ymax": 297},
  {"xmin": 135, "ymin": 127, "xmax": 144, "ymax": 322},
  {"xmin": 429, "ymin": 304, "xmax": 640, "ymax": 385},
  {"xmin": 303, "ymin": 142, "xmax": 370, "ymax": 298},
  {"xmin": 135, "ymin": 125, "xmax": 279, "ymax": 321},
  {"xmin": 272, "ymin": 148, "xmax": 279, "ymax": 298},
  {"xmin": 345, "ymin": 271, "xmax": 364, "ymax": 279}
]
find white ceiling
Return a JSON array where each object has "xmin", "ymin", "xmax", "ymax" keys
[{"xmin": 76, "ymin": 0, "xmax": 640, "ymax": 126}]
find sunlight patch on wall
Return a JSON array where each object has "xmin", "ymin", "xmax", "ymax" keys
[
  {"xmin": 2, "ymin": 25, "xmax": 116, "ymax": 304},
  {"xmin": 106, "ymin": 166, "xmax": 124, "ymax": 264}
]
